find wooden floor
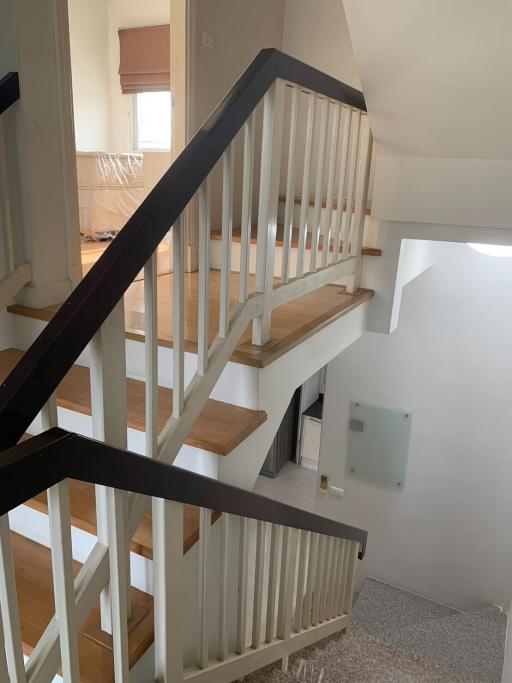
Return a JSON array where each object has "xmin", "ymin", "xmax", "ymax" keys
[
  {"xmin": 13, "ymin": 532, "xmax": 154, "ymax": 682},
  {"xmin": 8, "ymin": 272, "xmax": 373, "ymax": 368},
  {"xmin": 0, "ymin": 348, "xmax": 266, "ymax": 456}
]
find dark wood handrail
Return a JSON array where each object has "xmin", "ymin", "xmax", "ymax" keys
[
  {"xmin": 0, "ymin": 429, "xmax": 367, "ymax": 558},
  {"xmin": 0, "ymin": 72, "xmax": 20, "ymax": 116},
  {"xmin": 0, "ymin": 49, "xmax": 366, "ymax": 451}
]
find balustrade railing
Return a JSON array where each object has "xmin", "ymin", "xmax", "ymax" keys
[{"xmin": 0, "ymin": 50, "xmax": 371, "ymax": 682}]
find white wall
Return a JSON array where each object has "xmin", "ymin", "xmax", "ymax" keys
[
  {"xmin": 68, "ymin": 0, "xmax": 111, "ymax": 151},
  {"xmin": 282, "ymin": 0, "xmax": 360, "ymax": 88},
  {"xmin": 343, "ymin": 0, "xmax": 512, "ymax": 231},
  {"xmin": 318, "ymin": 241, "xmax": 512, "ymax": 611},
  {"xmin": 107, "ymin": 0, "xmax": 171, "ymax": 153}
]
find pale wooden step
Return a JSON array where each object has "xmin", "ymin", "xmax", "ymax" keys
[
  {"xmin": 8, "ymin": 279, "xmax": 374, "ymax": 368},
  {"xmin": 210, "ymin": 224, "xmax": 381, "ymax": 256},
  {"xmin": 0, "ymin": 348, "xmax": 266, "ymax": 455},
  {"xmin": 27, "ymin": 479, "xmax": 218, "ymax": 560}
]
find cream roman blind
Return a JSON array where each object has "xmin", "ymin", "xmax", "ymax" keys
[{"xmin": 118, "ymin": 24, "xmax": 170, "ymax": 94}]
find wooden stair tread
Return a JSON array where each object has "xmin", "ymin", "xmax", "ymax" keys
[
  {"xmin": 8, "ymin": 279, "xmax": 374, "ymax": 369},
  {"xmin": 12, "ymin": 531, "xmax": 153, "ymax": 682},
  {"xmin": 278, "ymin": 194, "xmax": 372, "ymax": 215},
  {"xmin": 27, "ymin": 480, "xmax": 218, "ymax": 559},
  {"xmin": 210, "ymin": 224, "xmax": 381, "ymax": 256},
  {"xmin": 0, "ymin": 348, "xmax": 266, "ymax": 455}
]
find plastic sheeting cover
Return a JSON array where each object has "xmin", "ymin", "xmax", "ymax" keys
[{"xmin": 76, "ymin": 151, "xmax": 144, "ymax": 238}]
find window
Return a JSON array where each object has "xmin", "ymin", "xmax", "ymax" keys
[{"xmin": 133, "ymin": 91, "xmax": 171, "ymax": 151}]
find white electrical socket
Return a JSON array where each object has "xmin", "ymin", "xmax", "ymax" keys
[{"xmin": 329, "ymin": 485, "xmax": 344, "ymax": 498}]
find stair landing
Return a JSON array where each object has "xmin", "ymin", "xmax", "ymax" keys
[{"xmin": 8, "ymin": 272, "xmax": 373, "ymax": 368}]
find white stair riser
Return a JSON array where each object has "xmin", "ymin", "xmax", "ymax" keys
[{"xmin": 10, "ymin": 313, "xmax": 260, "ymax": 410}]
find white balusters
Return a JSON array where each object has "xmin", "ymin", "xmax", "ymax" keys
[
  {"xmin": 198, "ymin": 178, "xmax": 211, "ymax": 375},
  {"xmin": 265, "ymin": 524, "xmax": 281, "ymax": 643},
  {"xmin": 319, "ymin": 536, "xmax": 334, "ymax": 622},
  {"xmin": 153, "ymin": 499, "xmax": 183, "ymax": 683},
  {"xmin": 44, "ymin": 397, "xmax": 80, "ymax": 682},
  {"xmin": 321, "ymin": 104, "xmax": 342, "ymax": 269},
  {"xmin": 276, "ymin": 527, "xmax": 297, "ymax": 640},
  {"xmin": 0, "ymin": 613, "xmax": 9, "ymax": 682},
  {"xmin": 281, "ymin": 86, "xmax": 299, "ymax": 284},
  {"xmin": 173, "ymin": 214, "xmax": 185, "ymax": 418},
  {"xmin": 144, "ymin": 252, "xmax": 159, "ymax": 456},
  {"xmin": 252, "ymin": 520, "xmax": 266, "ymax": 647},
  {"xmin": 198, "ymin": 507, "xmax": 210, "ymax": 668},
  {"xmin": 218, "ymin": 513, "xmax": 230, "ymax": 661},
  {"xmin": 239, "ymin": 114, "xmax": 255, "ymax": 303},
  {"xmin": 297, "ymin": 93, "xmax": 317, "ymax": 278},
  {"xmin": 309, "ymin": 98, "xmax": 329, "ymax": 273},
  {"xmin": 220, "ymin": 143, "xmax": 234, "ymax": 338},
  {"xmin": 303, "ymin": 532, "xmax": 319, "ymax": 630},
  {"xmin": 0, "ymin": 516, "xmax": 26, "ymax": 683},
  {"xmin": 312, "ymin": 534, "xmax": 326, "ymax": 626},
  {"xmin": 90, "ymin": 299, "xmax": 130, "ymax": 642},
  {"xmin": 294, "ymin": 530, "xmax": 309, "ymax": 633},
  {"xmin": 252, "ymin": 80, "xmax": 285, "ymax": 346},
  {"xmin": 339, "ymin": 110, "xmax": 361, "ymax": 262},
  {"xmin": 332, "ymin": 107, "xmax": 352, "ymax": 262},
  {"xmin": 346, "ymin": 117, "xmax": 373, "ymax": 294},
  {"xmin": 236, "ymin": 517, "xmax": 249, "ymax": 654}
]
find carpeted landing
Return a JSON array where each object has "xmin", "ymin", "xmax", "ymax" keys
[{"xmin": 243, "ymin": 578, "xmax": 507, "ymax": 682}]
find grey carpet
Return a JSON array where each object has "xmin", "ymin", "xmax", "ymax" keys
[
  {"xmin": 242, "ymin": 579, "xmax": 506, "ymax": 682},
  {"xmin": 244, "ymin": 629, "xmax": 477, "ymax": 682},
  {"xmin": 351, "ymin": 578, "xmax": 458, "ymax": 639},
  {"xmin": 383, "ymin": 606, "xmax": 506, "ymax": 682}
]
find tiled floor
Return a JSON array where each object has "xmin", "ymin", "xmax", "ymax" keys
[{"xmin": 253, "ymin": 461, "xmax": 319, "ymax": 513}]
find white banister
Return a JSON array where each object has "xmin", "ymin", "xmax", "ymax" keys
[
  {"xmin": 346, "ymin": 118, "xmax": 373, "ymax": 294},
  {"xmin": 198, "ymin": 178, "xmax": 211, "ymax": 375},
  {"xmin": 252, "ymin": 520, "xmax": 266, "ymax": 647},
  {"xmin": 303, "ymin": 532, "xmax": 319, "ymax": 630},
  {"xmin": 320, "ymin": 536, "xmax": 334, "ymax": 623},
  {"xmin": 294, "ymin": 530, "xmax": 309, "ymax": 633},
  {"xmin": 339, "ymin": 110, "xmax": 361, "ymax": 262},
  {"xmin": 90, "ymin": 299, "xmax": 130, "ymax": 634},
  {"xmin": 236, "ymin": 517, "xmax": 249, "ymax": 654},
  {"xmin": 0, "ymin": 614, "xmax": 9, "ymax": 682},
  {"xmin": 332, "ymin": 107, "xmax": 352, "ymax": 262},
  {"xmin": 276, "ymin": 527, "xmax": 297, "ymax": 640},
  {"xmin": 297, "ymin": 92, "xmax": 317, "ymax": 278},
  {"xmin": 309, "ymin": 97, "xmax": 329, "ymax": 273},
  {"xmin": 44, "ymin": 395, "xmax": 80, "ymax": 682},
  {"xmin": 106, "ymin": 487, "xmax": 130, "ymax": 681},
  {"xmin": 218, "ymin": 513, "xmax": 230, "ymax": 661},
  {"xmin": 281, "ymin": 85, "xmax": 299, "ymax": 284},
  {"xmin": 329, "ymin": 539, "xmax": 343, "ymax": 620},
  {"xmin": 144, "ymin": 251, "xmax": 159, "ymax": 454},
  {"xmin": 198, "ymin": 507, "xmax": 210, "ymax": 669},
  {"xmin": 0, "ymin": 516, "xmax": 26, "ymax": 683},
  {"xmin": 220, "ymin": 143, "xmax": 234, "ymax": 338},
  {"xmin": 265, "ymin": 523, "xmax": 281, "ymax": 643},
  {"xmin": 153, "ymin": 499, "xmax": 184, "ymax": 683},
  {"xmin": 321, "ymin": 103, "xmax": 342, "ymax": 269},
  {"xmin": 239, "ymin": 114, "xmax": 255, "ymax": 304},
  {"xmin": 173, "ymin": 215, "xmax": 185, "ymax": 418},
  {"xmin": 252, "ymin": 80, "xmax": 285, "ymax": 346}
]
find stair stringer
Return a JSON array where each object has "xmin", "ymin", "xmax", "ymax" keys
[{"xmin": 218, "ymin": 301, "xmax": 371, "ymax": 491}]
